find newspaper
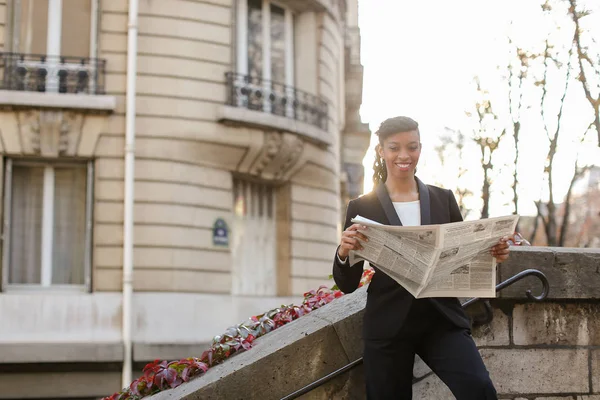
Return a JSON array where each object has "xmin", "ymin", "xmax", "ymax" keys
[{"xmin": 348, "ymin": 214, "xmax": 519, "ymax": 298}]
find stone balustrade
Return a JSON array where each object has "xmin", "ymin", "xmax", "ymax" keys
[{"xmin": 150, "ymin": 247, "xmax": 600, "ymax": 400}]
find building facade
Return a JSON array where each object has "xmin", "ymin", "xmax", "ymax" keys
[{"xmin": 0, "ymin": 0, "xmax": 369, "ymax": 398}]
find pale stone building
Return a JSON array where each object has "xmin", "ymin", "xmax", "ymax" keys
[{"xmin": 0, "ymin": 0, "xmax": 369, "ymax": 398}]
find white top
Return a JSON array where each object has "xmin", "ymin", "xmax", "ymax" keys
[{"xmin": 393, "ymin": 200, "xmax": 421, "ymax": 226}]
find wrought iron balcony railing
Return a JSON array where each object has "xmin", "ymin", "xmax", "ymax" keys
[
  {"xmin": 225, "ymin": 72, "xmax": 328, "ymax": 132},
  {"xmin": 0, "ymin": 52, "xmax": 106, "ymax": 95}
]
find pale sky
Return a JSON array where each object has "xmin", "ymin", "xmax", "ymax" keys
[{"xmin": 358, "ymin": 0, "xmax": 600, "ymax": 218}]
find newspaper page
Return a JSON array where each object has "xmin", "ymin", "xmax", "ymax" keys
[{"xmin": 348, "ymin": 214, "xmax": 519, "ymax": 298}]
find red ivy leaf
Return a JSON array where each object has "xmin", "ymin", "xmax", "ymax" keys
[{"xmin": 154, "ymin": 367, "xmax": 180, "ymax": 389}]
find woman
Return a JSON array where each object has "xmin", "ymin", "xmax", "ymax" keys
[{"xmin": 332, "ymin": 116, "xmax": 509, "ymax": 400}]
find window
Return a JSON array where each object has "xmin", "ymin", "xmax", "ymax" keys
[
  {"xmin": 2, "ymin": 159, "xmax": 93, "ymax": 290},
  {"xmin": 246, "ymin": 0, "xmax": 290, "ymax": 84},
  {"xmin": 238, "ymin": 0, "xmax": 293, "ymax": 85},
  {"xmin": 235, "ymin": 0, "xmax": 294, "ymax": 112},
  {"xmin": 224, "ymin": 1, "xmax": 328, "ymax": 132},
  {"xmin": 7, "ymin": 0, "xmax": 99, "ymax": 94},
  {"xmin": 231, "ymin": 178, "xmax": 277, "ymax": 296},
  {"xmin": 14, "ymin": 0, "xmax": 93, "ymax": 58}
]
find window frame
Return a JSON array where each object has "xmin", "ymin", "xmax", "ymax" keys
[
  {"xmin": 1, "ymin": 158, "xmax": 94, "ymax": 292},
  {"xmin": 236, "ymin": 0, "xmax": 295, "ymax": 87}
]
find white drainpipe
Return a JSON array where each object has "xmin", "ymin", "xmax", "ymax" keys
[{"xmin": 122, "ymin": 0, "xmax": 139, "ymax": 388}]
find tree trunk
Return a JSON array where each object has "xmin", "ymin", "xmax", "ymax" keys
[
  {"xmin": 512, "ymin": 120, "xmax": 520, "ymax": 231},
  {"xmin": 545, "ymin": 201, "xmax": 558, "ymax": 246},
  {"xmin": 531, "ymin": 206, "xmax": 541, "ymax": 245},
  {"xmin": 481, "ymin": 166, "xmax": 490, "ymax": 219},
  {"xmin": 558, "ymin": 199, "xmax": 571, "ymax": 247},
  {"xmin": 595, "ymin": 107, "xmax": 600, "ymax": 147}
]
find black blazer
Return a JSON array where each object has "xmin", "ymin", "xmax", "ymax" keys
[{"xmin": 332, "ymin": 178, "xmax": 471, "ymax": 340}]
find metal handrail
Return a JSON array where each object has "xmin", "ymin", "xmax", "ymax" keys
[{"xmin": 280, "ymin": 268, "xmax": 550, "ymax": 400}]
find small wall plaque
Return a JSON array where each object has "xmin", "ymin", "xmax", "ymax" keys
[{"xmin": 212, "ymin": 218, "xmax": 229, "ymax": 247}]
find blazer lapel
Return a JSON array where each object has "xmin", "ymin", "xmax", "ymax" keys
[
  {"xmin": 375, "ymin": 178, "xmax": 432, "ymax": 226},
  {"xmin": 416, "ymin": 176, "xmax": 431, "ymax": 225},
  {"xmin": 375, "ymin": 183, "xmax": 402, "ymax": 226}
]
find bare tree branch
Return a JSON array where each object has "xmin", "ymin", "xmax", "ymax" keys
[
  {"xmin": 558, "ymin": 120, "xmax": 595, "ymax": 245},
  {"xmin": 568, "ymin": 0, "xmax": 600, "ymax": 146},
  {"xmin": 559, "ymin": 163, "xmax": 590, "ymax": 246},
  {"xmin": 507, "ymin": 39, "xmax": 532, "ymax": 216},
  {"xmin": 438, "ymin": 128, "xmax": 473, "ymax": 218},
  {"xmin": 539, "ymin": 40, "xmax": 553, "ymax": 142},
  {"xmin": 471, "ymin": 77, "xmax": 506, "ymax": 219},
  {"xmin": 535, "ymin": 16, "xmax": 575, "ymax": 245}
]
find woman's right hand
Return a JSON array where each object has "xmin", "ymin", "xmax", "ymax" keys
[{"xmin": 338, "ymin": 224, "xmax": 369, "ymax": 259}]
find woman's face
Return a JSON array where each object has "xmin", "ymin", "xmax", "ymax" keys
[{"xmin": 378, "ymin": 130, "xmax": 421, "ymax": 180}]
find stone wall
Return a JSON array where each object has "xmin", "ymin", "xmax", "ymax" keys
[
  {"xmin": 147, "ymin": 247, "xmax": 600, "ymax": 400},
  {"xmin": 95, "ymin": 0, "xmax": 239, "ymax": 293},
  {"xmin": 96, "ymin": 0, "xmax": 347, "ymax": 296},
  {"xmin": 415, "ymin": 247, "xmax": 600, "ymax": 399},
  {"xmin": 415, "ymin": 303, "xmax": 600, "ymax": 399}
]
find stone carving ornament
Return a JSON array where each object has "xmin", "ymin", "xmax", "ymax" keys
[
  {"xmin": 18, "ymin": 110, "xmax": 84, "ymax": 156},
  {"xmin": 251, "ymin": 132, "xmax": 283, "ymax": 176},
  {"xmin": 248, "ymin": 131, "xmax": 305, "ymax": 181}
]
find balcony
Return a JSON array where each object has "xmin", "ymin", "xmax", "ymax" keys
[
  {"xmin": 0, "ymin": 52, "xmax": 106, "ymax": 94},
  {"xmin": 0, "ymin": 52, "xmax": 115, "ymax": 112},
  {"xmin": 219, "ymin": 72, "xmax": 331, "ymax": 146}
]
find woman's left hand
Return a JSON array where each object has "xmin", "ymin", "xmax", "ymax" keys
[{"xmin": 490, "ymin": 236, "xmax": 510, "ymax": 263}]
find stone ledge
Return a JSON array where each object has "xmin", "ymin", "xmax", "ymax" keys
[
  {"xmin": 150, "ymin": 287, "xmax": 368, "ymax": 400},
  {"xmin": 307, "ymin": 286, "xmax": 367, "ymax": 361},
  {"xmin": 0, "ymin": 90, "xmax": 117, "ymax": 112},
  {"xmin": 498, "ymin": 247, "xmax": 600, "ymax": 299},
  {"xmin": 152, "ymin": 316, "xmax": 347, "ymax": 400},
  {"xmin": 0, "ymin": 342, "xmax": 123, "ymax": 363},
  {"xmin": 217, "ymin": 105, "xmax": 333, "ymax": 147},
  {"xmin": 144, "ymin": 247, "xmax": 600, "ymax": 399}
]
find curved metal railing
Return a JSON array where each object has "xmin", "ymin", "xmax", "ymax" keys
[{"xmin": 224, "ymin": 72, "xmax": 329, "ymax": 132}]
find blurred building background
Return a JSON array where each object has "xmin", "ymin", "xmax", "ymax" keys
[{"xmin": 0, "ymin": 0, "xmax": 370, "ymax": 398}]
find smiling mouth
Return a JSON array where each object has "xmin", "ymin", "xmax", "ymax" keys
[{"xmin": 394, "ymin": 163, "xmax": 412, "ymax": 170}]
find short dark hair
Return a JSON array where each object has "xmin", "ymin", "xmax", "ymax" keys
[{"xmin": 375, "ymin": 116, "xmax": 420, "ymax": 145}]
